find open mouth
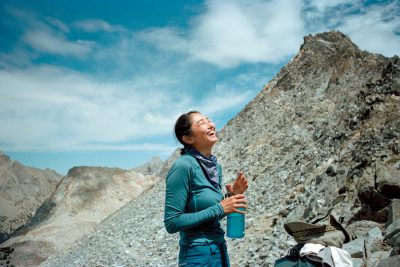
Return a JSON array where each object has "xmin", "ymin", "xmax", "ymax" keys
[{"xmin": 207, "ymin": 130, "xmax": 216, "ymax": 137}]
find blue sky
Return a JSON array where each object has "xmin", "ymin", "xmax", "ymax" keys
[{"xmin": 0, "ymin": 0, "xmax": 399, "ymax": 175}]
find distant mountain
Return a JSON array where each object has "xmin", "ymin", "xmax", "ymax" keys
[
  {"xmin": 131, "ymin": 156, "xmax": 164, "ymax": 176},
  {"xmin": 0, "ymin": 153, "xmax": 62, "ymax": 243},
  {"xmin": 35, "ymin": 31, "xmax": 400, "ymax": 266},
  {"xmin": 1, "ymin": 165, "xmax": 162, "ymax": 266},
  {"xmin": 41, "ymin": 149, "xmax": 181, "ymax": 267}
]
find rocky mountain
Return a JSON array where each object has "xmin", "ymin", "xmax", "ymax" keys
[
  {"xmin": 35, "ymin": 31, "xmax": 400, "ymax": 266},
  {"xmin": 1, "ymin": 165, "xmax": 161, "ymax": 266},
  {"xmin": 0, "ymin": 153, "xmax": 62, "ymax": 243},
  {"xmin": 41, "ymin": 153, "xmax": 181, "ymax": 267},
  {"xmin": 214, "ymin": 31, "xmax": 399, "ymax": 266},
  {"xmin": 131, "ymin": 156, "xmax": 164, "ymax": 176}
]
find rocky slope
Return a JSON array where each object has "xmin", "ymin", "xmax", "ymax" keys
[
  {"xmin": 1, "ymin": 165, "xmax": 161, "ymax": 266},
  {"xmin": 132, "ymin": 156, "xmax": 164, "ymax": 176},
  {"xmin": 214, "ymin": 31, "xmax": 400, "ymax": 266},
  {"xmin": 0, "ymin": 153, "xmax": 62, "ymax": 243},
  {"xmin": 40, "ymin": 31, "xmax": 399, "ymax": 266}
]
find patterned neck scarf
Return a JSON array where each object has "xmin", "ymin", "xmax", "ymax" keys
[{"xmin": 186, "ymin": 148, "xmax": 220, "ymax": 189}]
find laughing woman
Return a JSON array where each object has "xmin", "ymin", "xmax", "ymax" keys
[{"xmin": 164, "ymin": 111, "xmax": 248, "ymax": 267}]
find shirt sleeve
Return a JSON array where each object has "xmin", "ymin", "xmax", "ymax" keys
[
  {"xmin": 217, "ymin": 164, "xmax": 227, "ymax": 219},
  {"xmin": 217, "ymin": 164, "xmax": 223, "ymax": 188},
  {"xmin": 164, "ymin": 160, "xmax": 225, "ymax": 234}
]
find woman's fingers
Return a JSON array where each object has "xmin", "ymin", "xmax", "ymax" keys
[
  {"xmin": 237, "ymin": 171, "xmax": 244, "ymax": 181},
  {"xmin": 225, "ymin": 183, "xmax": 233, "ymax": 193},
  {"xmin": 233, "ymin": 208, "xmax": 246, "ymax": 214},
  {"xmin": 232, "ymin": 195, "xmax": 246, "ymax": 207},
  {"xmin": 221, "ymin": 193, "xmax": 247, "ymax": 214},
  {"xmin": 231, "ymin": 171, "xmax": 249, "ymax": 194}
]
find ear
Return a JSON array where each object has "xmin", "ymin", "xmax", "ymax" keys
[{"xmin": 182, "ymin": 135, "xmax": 194, "ymax": 145}]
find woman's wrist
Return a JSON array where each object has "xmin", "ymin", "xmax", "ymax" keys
[{"xmin": 224, "ymin": 192, "xmax": 234, "ymax": 198}]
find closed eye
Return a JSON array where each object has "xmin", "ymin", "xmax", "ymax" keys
[{"xmin": 196, "ymin": 117, "xmax": 213, "ymax": 126}]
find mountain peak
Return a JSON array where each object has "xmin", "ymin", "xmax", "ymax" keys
[
  {"xmin": 303, "ymin": 31, "xmax": 357, "ymax": 51},
  {"xmin": 12, "ymin": 31, "xmax": 400, "ymax": 267},
  {"xmin": 131, "ymin": 156, "xmax": 164, "ymax": 176}
]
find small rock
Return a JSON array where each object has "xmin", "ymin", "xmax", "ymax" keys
[
  {"xmin": 385, "ymin": 219, "xmax": 400, "ymax": 240},
  {"xmin": 279, "ymin": 209, "xmax": 289, "ymax": 217},
  {"xmin": 387, "ymin": 199, "xmax": 400, "ymax": 226},
  {"xmin": 367, "ymin": 251, "xmax": 391, "ymax": 267},
  {"xmin": 344, "ymin": 220, "xmax": 383, "ymax": 239},
  {"xmin": 388, "ymin": 232, "xmax": 400, "ymax": 256},
  {"xmin": 376, "ymin": 160, "xmax": 400, "ymax": 199},
  {"xmin": 365, "ymin": 227, "xmax": 384, "ymax": 259},
  {"xmin": 352, "ymin": 258, "xmax": 365, "ymax": 267},
  {"xmin": 376, "ymin": 255, "xmax": 400, "ymax": 267},
  {"xmin": 343, "ymin": 237, "xmax": 365, "ymax": 258},
  {"xmin": 326, "ymin": 165, "xmax": 337, "ymax": 176}
]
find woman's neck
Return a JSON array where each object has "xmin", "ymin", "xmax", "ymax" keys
[{"xmin": 192, "ymin": 146, "xmax": 212, "ymax": 158}]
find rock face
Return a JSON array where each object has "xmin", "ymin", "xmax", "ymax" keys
[
  {"xmin": 213, "ymin": 31, "xmax": 400, "ymax": 265},
  {"xmin": 40, "ymin": 152, "xmax": 181, "ymax": 267},
  {"xmin": 131, "ymin": 156, "xmax": 164, "ymax": 176},
  {"xmin": 41, "ymin": 31, "xmax": 399, "ymax": 266},
  {"xmin": 0, "ymin": 154, "xmax": 62, "ymax": 243},
  {"xmin": 1, "ymin": 166, "xmax": 161, "ymax": 266}
]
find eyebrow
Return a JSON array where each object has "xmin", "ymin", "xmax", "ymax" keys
[{"xmin": 195, "ymin": 117, "xmax": 209, "ymax": 124}]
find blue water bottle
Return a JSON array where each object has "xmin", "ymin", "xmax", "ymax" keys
[{"xmin": 227, "ymin": 208, "xmax": 245, "ymax": 238}]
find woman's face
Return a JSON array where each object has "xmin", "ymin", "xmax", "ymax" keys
[{"xmin": 185, "ymin": 113, "xmax": 218, "ymax": 150}]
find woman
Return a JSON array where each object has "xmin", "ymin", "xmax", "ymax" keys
[{"xmin": 164, "ymin": 111, "xmax": 248, "ymax": 266}]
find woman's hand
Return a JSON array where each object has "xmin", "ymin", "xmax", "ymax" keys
[
  {"xmin": 226, "ymin": 171, "xmax": 248, "ymax": 195},
  {"xmin": 220, "ymin": 194, "xmax": 247, "ymax": 214}
]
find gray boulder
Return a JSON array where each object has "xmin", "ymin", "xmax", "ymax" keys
[
  {"xmin": 365, "ymin": 227, "xmax": 384, "ymax": 259},
  {"xmin": 376, "ymin": 255, "xmax": 400, "ymax": 267},
  {"xmin": 367, "ymin": 251, "xmax": 392, "ymax": 267},
  {"xmin": 376, "ymin": 160, "xmax": 400, "ymax": 199},
  {"xmin": 385, "ymin": 219, "xmax": 400, "ymax": 240},
  {"xmin": 352, "ymin": 258, "xmax": 365, "ymax": 267},
  {"xmin": 388, "ymin": 232, "xmax": 400, "ymax": 256},
  {"xmin": 387, "ymin": 199, "xmax": 400, "ymax": 226},
  {"xmin": 343, "ymin": 237, "xmax": 365, "ymax": 258}
]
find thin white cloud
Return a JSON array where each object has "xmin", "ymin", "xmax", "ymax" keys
[
  {"xmin": 194, "ymin": 69, "xmax": 270, "ymax": 116},
  {"xmin": 190, "ymin": 0, "xmax": 304, "ymax": 67},
  {"xmin": 303, "ymin": 0, "xmax": 399, "ymax": 57},
  {"xmin": 140, "ymin": 0, "xmax": 305, "ymax": 68},
  {"xmin": 0, "ymin": 62, "xmax": 266, "ymax": 152},
  {"xmin": 45, "ymin": 17, "xmax": 70, "ymax": 33},
  {"xmin": 337, "ymin": 4, "xmax": 400, "ymax": 56},
  {"xmin": 0, "ymin": 66, "xmax": 190, "ymax": 152},
  {"xmin": 143, "ymin": 113, "xmax": 176, "ymax": 128},
  {"xmin": 46, "ymin": 143, "xmax": 177, "ymax": 153},
  {"xmin": 6, "ymin": 8, "xmax": 94, "ymax": 58},
  {"xmin": 308, "ymin": 0, "xmax": 359, "ymax": 12},
  {"xmin": 0, "ymin": 49, "xmax": 36, "ymax": 68},
  {"xmin": 199, "ymin": 87, "xmax": 253, "ymax": 115},
  {"xmin": 138, "ymin": 27, "xmax": 188, "ymax": 53},
  {"xmin": 23, "ymin": 30, "xmax": 93, "ymax": 57},
  {"xmin": 74, "ymin": 19, "xmax": 125, "ymax": 33}
]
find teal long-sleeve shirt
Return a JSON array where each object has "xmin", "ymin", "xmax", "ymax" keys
[{"xmin": 164, "ymin": 154, "xmax": 226, "ymax": 246}]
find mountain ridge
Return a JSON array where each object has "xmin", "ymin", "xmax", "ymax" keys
[
  {"xmin": 7, "ymin": 30, "xmax": 400, "ymax": 266},
  {"xmin": 1, "ymin": 163, "xmax": 164, "ymax": 266},
  {"xmin": 0, "ymin": 154, "xmax": 63, "ymax": 243}
]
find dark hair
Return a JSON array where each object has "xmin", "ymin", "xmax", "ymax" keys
[{"xmin": 174, "ymin": 110, "xmax": 199, "ymax": 155}]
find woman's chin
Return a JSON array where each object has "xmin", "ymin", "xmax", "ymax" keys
[{"xmin": 209, "ymin": 137, "xmax": 219, "ymax": 144}]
